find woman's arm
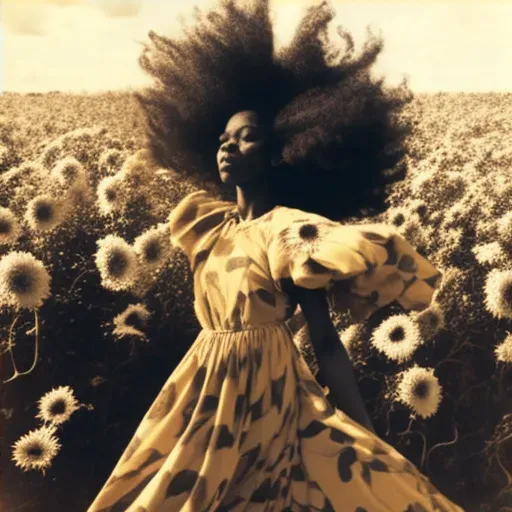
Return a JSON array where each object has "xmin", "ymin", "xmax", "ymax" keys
[{"xmin": 293, "ymin": 286, "xmax": 377, "ymax": 435}]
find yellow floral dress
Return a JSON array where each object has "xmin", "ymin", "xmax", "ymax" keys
[{"xmin": 87, "ymin": 190, "xmax": 464, "ymax": 512}]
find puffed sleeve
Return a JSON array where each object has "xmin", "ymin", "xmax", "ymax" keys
[
  {"xmin": 167, "ymin": 189, "xmax": 234, "ymax": 265},
  {"xmin": 266, "ymin": 207, "xmax": 443, "ymax": 322}
]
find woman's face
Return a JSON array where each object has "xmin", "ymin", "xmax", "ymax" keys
[{"xmin": 216, "ymin": 110, "xmax": 271, "ymax": 185}]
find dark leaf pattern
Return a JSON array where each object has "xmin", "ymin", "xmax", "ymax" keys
[
  {"xmin": 329, "ymin": 428, "xmax": 355, "ymax": 445},
  {"xmin": 166, "ymin": 469, "xmax": 199, "ymax": 498},
  {"xmin": 397, "ymin": 254, "xmax": 418, "ymax": 273},
  {"xmin": 233, "ymin": 444, "xmax": 261, "ymax": 485},
  {"xmin": 383, "ymin": 237, "xmax": 399, "ymax": 265},
  {"xmin": 200, "ymin": 395, "xmax": 218, "ymax": 414},
  {"xmin": 147, "ymin": 382, "xmax": 176, "ymax": 420},
  {"xmin": 250, "ymin": 477, "xmax": 280, "ymax": 502},
  {"xmin": 360, "ymin": 231, "xmax": 389, "ymax": 243},
  {"xmin": 303, "ymin": 257, "xmax": 334, "ymax": 275},
  {"xmin": 192, "ymin": 211, "xmax": 226, "ymax": 235},
  {"xmin": 226, "ymin": 256, "xmax": 253, "ymax": 272},
  {"xmin": 256, "ymin": 287, "xmax": 276, "ymax": 307},
  {"xmin": 107, "ymin": 471, "xmax": 159, "ymax": 512},
  {"xmin": 192, "ymin": 366, "xmax": 207, "ymax": 394},
  {"xmin": 270, "ymin": 370, "xmax": 286, "ymax": 413},
  {"xmin": 215, "ymin": 424, "xmax": 235, "ymax": 450},
  {"xmin": 299, "ymin": 420, "xmax": 328, "ymax": 439},
  {"xmin": 250, "ymin": 393, "xmax": 264, "ymax": 422},
  {"xmin": 290, "ymin": 463, "xmax": 306, "ymax": 482},
  {"xmin": 404, "ymin": 503, "xmax": 429, "ymax": 512},
  {"xmin": 337, "ymin": 446, "xmax": 357, "ymax": 482},
  {"xmin": 361, "ymin": 461, "xmax": 372, "ymax": 486},
  {"xmin": 183, "ymin": 415, "xmax": 211, "ymax": 446},
  {"xmin": 192, "ymin": 249, "xmax": 210, "ymax": 272},
  {"xmin": 368, "ymin": 458, "xmax": 389, "ymax": 472},
  {"xmin": 190, "ymin": 475, "xmax": 208, "ymax": 509},
  {"xmin": 121, "ymin": 435, "xmax": 142, "ymax": 463}
]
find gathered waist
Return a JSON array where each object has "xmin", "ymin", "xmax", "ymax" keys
[{"xmin": 201, "ymin": 319, "xmax": 292, "ymax": 335}]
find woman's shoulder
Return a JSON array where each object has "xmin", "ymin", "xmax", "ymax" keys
[
  {"xmin": 167, "ymin": 188, "xmax": 235, "ymax": 256},
  {"xmin": 168, "ymin": 189, "xmax": 233, "ymax": 225}
]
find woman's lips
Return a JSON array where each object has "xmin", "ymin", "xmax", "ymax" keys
[{"xmin": 219, "ymin": 155, "xmax": 237, "ymax": 170}]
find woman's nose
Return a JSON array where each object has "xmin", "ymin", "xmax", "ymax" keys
[{"xmin": 221, "ymin": 139, "xmax": 237, "ymax": 153}]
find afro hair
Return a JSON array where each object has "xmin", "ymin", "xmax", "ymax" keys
[{"xmin": 135, "ymin": 0, "xmax": 413, "ymax": 221}]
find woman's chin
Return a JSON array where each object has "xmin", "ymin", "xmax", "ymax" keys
[{"xmin": 219, "ymin": 169, "xmax": 242, "ymax": 185}]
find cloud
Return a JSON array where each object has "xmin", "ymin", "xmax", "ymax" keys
[
  {"xmin": 2, "ymin": 1, "xmax": 48, "ymax": 36},
  {"xmin": 46, "ymin": 0, "xmax": 82, "ymax": 5},
  {"xmin": 88, "ymin": 0, "xmax": 142, "ymax": 18},
  {"xmin": 1, "ymin": 0, "xmax": 83, "ymax": 36}
]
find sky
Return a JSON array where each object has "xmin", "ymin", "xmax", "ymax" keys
[{"xmin": 1, "ymin": 0, "xmax": 512, "ymax": 93}]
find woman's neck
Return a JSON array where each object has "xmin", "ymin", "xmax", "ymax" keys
[{"xmin": 235, "ymin": 180, "xmax": 275, "ymax": 222}]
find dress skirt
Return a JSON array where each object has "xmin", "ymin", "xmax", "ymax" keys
[{"xmin": 87, "ymin": 320, "xmax": 464, "ymax": 512}]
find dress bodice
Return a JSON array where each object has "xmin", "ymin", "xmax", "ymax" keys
[{"xmin": 168, "ymin": 190, "xmax": 443, "ymax": 331}]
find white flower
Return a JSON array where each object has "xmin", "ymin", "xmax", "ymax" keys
[
  {"xmin": 495, "ymin": 332, "xmax": 512, "ymax": 363},
  {"xmin": 51, "ymin": 157, "xmax": 86, "ymax": 190},
  {"xmin": 11, "ymin": 424, "xmax": 61, "ymax": 475},
  {"xmin": 35, "ymin": 385, "xmax": 81, "ymax": 426},
  {"xmin": 472, "ymin": 242, "xmax": 508, "ymax": 266},
  {"xmin": 95, "ymin": 235, "xmax": 138, "ymax": 291},
  {"xmin": 0, "ymin": 251, "xmax": 51, "ymax": 310},
  {"xmin": 24, "ymin": 194, "xmax": 68, "ymax": 232},
  {"xmin": 410, "ymin": 302, "xmax": 445, "ymax": 341},
  {"xmin": 370, "ymin": 314, "xmax": 423, "ymax": 363},
  {"xmin": 484, "ymin": 268, "xmax": 512, "ymax": 319},
  {"xmin": 113, "ymin": 303, "xmax": 152, "ymax": 341},
  {"xmin": 338, "ymin": 323, "xmax": 365, "ymax": 360},
  {"xmin": 96, "ymin": 175, "xmax": 127, "ymax": 216},
  {"xmin": 98, "ymin": 148, "xmax": 125, "ymax": 174},
  {"xmin": 0, "ymin": 207, "xmax": 22, "ymax": 246},
  {"xmin": 119, "ymin": 155, "xmax": 153, "ymax": 188},
  {"xmin": 395, "ymin": 365, "xmax": 443, "ymax": 419},
  {"xmin": 133, "ymin": 225, "xmax": 171, "ymax": 270}
]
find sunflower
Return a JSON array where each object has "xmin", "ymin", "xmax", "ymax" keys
[
  {"xmin": 0, "ymin": 207, "xmax": 22, "ymax": 246},
  {"xmin": 96, "ymin": 175, "xmax": 128, "ymax": 216},
  {"xmin": 0, "ymin": 251, "xmax": 51, "ymax": 310},
  {"xmin": 24, "ymin": 194, "xmax": 68, "ymax": 232},
  {"xmin": 35, "ymin": 385, "xmax": 81, "ymax": 426},
  {"xmin": 51, "ymin": 157, "xmax": 87, "ymax": 190},
  {"xmin": 98, "ymin": 148, "xmax": 126, "ymax": 175},
  {"xmin": 133, "ymin": 224, "xmax": 171, "ymax": 270},
  {"xmin": 275, "ymin": 213, "xmax": 339, "ymax": 258},
  {"xmin": 471, "ymin": 242, "xmax": 508, "ymax": 267},
  {"xmin": 410, "ymin": 302, "xmax": 445, "ymax": 341},
  {"xmin": 370, "ymin": 314, "xmax": 422, "ymax": 363},
  {"xmin": 112, "ymin": 303, "xmax": 152, "ymax": 342},
  {"xmin": 338, "ymin": 323, "xmax": 365, "ymax": 361},
  {"xmin": 11, "ymin": 424, "xmax": 61, "ymax": 475},
  {"xmin": 495, "ymin": 332, "xmax": 512, "ymax": 363},
  {"xmin": 483, "ymin": 268, "xmax": 512, "ymax": 319},
  {"xmin": 395, "ymin": 365, "xmax": 443, "ymax": 419},
  {"xmin": 94, "ymin": 235, "xmax": 138, "ymax": 291},
  {"xmin": 119, "ymin": 154, "xmax": 154, "ymax": 188}
]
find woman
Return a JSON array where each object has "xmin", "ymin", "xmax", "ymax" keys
[{"xmin": 88, "ymin": 1, "xmax": 464, "ymax": 510}]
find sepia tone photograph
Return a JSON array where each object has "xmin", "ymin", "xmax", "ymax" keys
[{"xmin": 0, "ymin": 0, "xmax": 511, "ymax": 510}]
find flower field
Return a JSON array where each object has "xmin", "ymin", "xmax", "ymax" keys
[{"xmin": 0, "ymin": 91, "xmax": 511, "ymax": 511}]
